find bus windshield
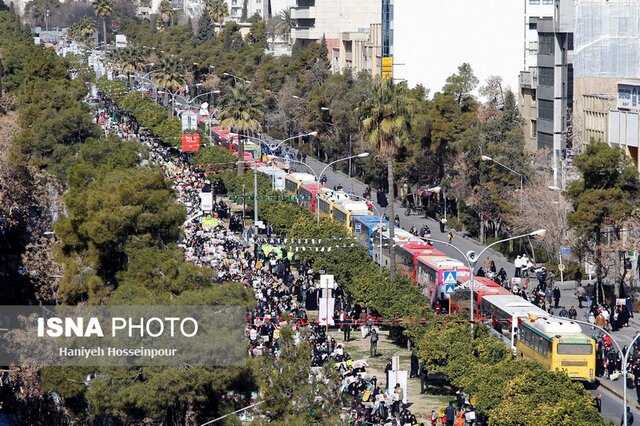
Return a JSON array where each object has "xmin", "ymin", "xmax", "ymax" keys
[{"xmin": 557, "ymin": 343, "xmax": 593, "ymax": 355}]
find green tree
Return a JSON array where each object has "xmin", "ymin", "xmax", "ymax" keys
[
  {"xmin": 159, "ymin": 0, "xmax": 173, "ymax": 26},
  {"xmin": 92, "ymin": 0, "xmax": 114, "ymax": 52},
  {"xmin": 273, "ymin": 8, "xmax": 293, "ymax": 47},
  {"xmin": 67, "ymin": 17, "xmax": 96, "ymax": 49},
  {"xmin": 357, "ymin": 78, "xmax": 412, "ymax": 277},
  {"xmin": 196, "ymin": 9, "xmax": 215, "ymax": 43},
  {"xmin": 153, "ymin": 55, "xmax": 185, "ymax": 116},
  {"xmin": 566, "ymin": 142, "xmax": 640, "ymax": 300},
  {"xmin": 205, "ymin": 0, "xmax": 228, "ymax": 33},
  {"xmin": 253, "ymin": 326, "xmax": 341, "ymax": 422},
  {"xmin": 217, "ymin": 82, "xmax": 264, "ymax": 175},
  {"xmin": 246, "ymin": 13, "xmax": 267, "ymax": 48}
]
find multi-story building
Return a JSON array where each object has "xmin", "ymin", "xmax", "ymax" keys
[
  {"xmin": 518, "ymin": 0, "xmax": 574, "ymax": 187},
  {"xmin": 573, "ymin": 0, "xmax": 640, "ymax": 171},
  {"xmin": 290, "ymin": 0, "xmax": 380, "ymax": 51},
  {"xmin": 330, "ymin": 23, "xmax": 382, "ymax": 77}
]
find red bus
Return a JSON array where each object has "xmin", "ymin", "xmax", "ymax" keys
[
  {"xmin": 394, "ymin": 242, "xmax": 445, "ymax": 284},
  {"xmin": 416, "ymin": 255, "xmax": 471, "ymax": 308},
  {"xmin": 298, "ymin": 183, "xmax": 325, "ymax": 213},
  {"xmin": 450, "ymin": 276, "xmax": 512, "ymax": 315}
]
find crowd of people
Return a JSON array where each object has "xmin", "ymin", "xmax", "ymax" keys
[{"xmin": 96, "ymin": 98, "xmax": 429, "ymax": 424}]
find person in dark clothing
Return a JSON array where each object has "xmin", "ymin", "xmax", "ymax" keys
[
  {"xmin": 476, "ymin": 267, "xmax": 486, "ymax": 277},
  {"xmin": 444, "ymin": 401, "xmax": 456, "ymax": 426},
  {"xmin": 595, "ymin": 393, "xmax": 602, "ymax": 413},
  {"xmin": 410, "ymin": 352, "xmax": 419, "ymax": 378},
  {"xmin": 621, "ymin": 406, "xmax": 634, "ymax": 426},
  {"xmin": 553, "ymin": 286, "xmax": 561, "ymax": 308},
  {"xmin": 342, "ymin": 315, "xmax": 351, "ymax": 341},
  {"xmin": 419, "ymin": 362, "xmax": 429, "ymax": 394},
  {"xmin": 385, "ymin": 360, "xmax": 392, "ymax": 386}
]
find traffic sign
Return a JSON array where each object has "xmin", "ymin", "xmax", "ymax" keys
[
  {"xmin": 445, "ymin": 283, "xmax": 455, "ymax": 295},
  {"xmin": 558, "ymin": 264, "xmax": 566, "ymax": 272},
  {"xmin": 443, "ymin": 271, "xmax": 457, "ymax": 285},
  {"xmin": 559, "ymin": 247, "xmax": 571, "ymax": 256},
  {"xmin": 354, "ymin": 223, "xmax": 362, "ymax": 233}
]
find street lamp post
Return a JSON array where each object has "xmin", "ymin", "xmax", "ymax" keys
[
  {"xmin": 158, "ymin": 87, "xmax": 184, "ymax": 118},
  {"xmin": 419, "ymin": 229, "xmax": 546, "ymax": 333}
]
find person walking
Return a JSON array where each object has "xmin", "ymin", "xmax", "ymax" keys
[
  {"xmin": 514, "ymin": 255, "xmax": 522, "ymax": 278},
  {"xmin": 576, "ymin": 285, "xmax": 586, "ymax": 309},
  {"xmin": 370, "ymin": 328, "xmax": 379, "ymax": 357},
  {"xmin": 444, "ymin": 401, "xmax": 456, "ymax": 426},
  {"xmin": 342, "ymin": 312, "xmax": 351, "ymax": 342},
  {"xmin": 447, "ymin": 231, "xmax": 453, "ymax": 244},
  {"xmin": 392, "ymin": 383, "xmax": 403, "ymax": 416},
  {"xmin": 410, "ymin": 352, "xmax": 419, "ymax": 377},
  {"xmin": 419, "ymin": 362, "xmax": 429, "ymax": 394},
  {"xmin": 553, "ymin": 285, "xmax": 561, "ymax": 308},
  {"xmin": 595, "ymin": 393, "xmax": 602, "ymax": 413},
  {"xmin": 621, "ymin": 406, "xmax": 634, "ymax": 426}
]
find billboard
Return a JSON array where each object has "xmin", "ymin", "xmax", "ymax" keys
[
  {"xmin": 618, "ymin": 82, "xmax": 640, "ymax": 110},
  {"xmin": 181, "ymin": 134, "xmax": 200, "ymax": 152}
]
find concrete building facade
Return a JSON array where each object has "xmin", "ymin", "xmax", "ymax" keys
[
  {"xmin": 518, "ymin": 0, "xmax": 574, "ymax": 187},
  {"xmin": 330, "ymin": 23, "xmax": 382, "ymax": 77},
  {"xmin": 290, "ymin": 0, "xmax": 380, "ymax": 49},
  {"xmin": 573, "ymin": 0, "xmax": 640, "ymax": 171}
]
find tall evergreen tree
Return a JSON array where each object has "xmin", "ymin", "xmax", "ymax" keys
[{"xmin": 196, "ymin": 10, "xmax": 215, "ymax": 43}]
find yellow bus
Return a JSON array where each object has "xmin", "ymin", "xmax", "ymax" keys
[
  {"xmin": 516, "ymin": 318, "xmax": 596, "ymax": 382},
  {"xmin": 331, "ymin": 200, "xmax": 372, "ymax": 231},
  {"xmin": 316, "ymin": 189, "xmax": 350, "ymax": 219}
]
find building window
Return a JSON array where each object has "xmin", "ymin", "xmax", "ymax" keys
[
  {"xmin": 538, "ymin": 67, "xmax": 554, "ymax": 86},
  {"xmin": 542, "ymin": 0, "xmax": 553, "ymax": 4},
  {"xmin": 538, "ymin": 132, "xmax": 553, "ymax": 150},
  {"xmin": 539, "ymin": 34, "xmax": 554, "ymax": 55},
  {"xmin": 539, "ymin": 100, "xmax": 553, "ymax": 120},
  {"xmin": 529, "ymin": 23, "xmax": 537, "ymax": 30},
  {"xmin": 531, "ymin": 120, "xmax": 537, "ymax": 138},
  {"xmin": 529, "ymin": 0, "xmax": 540, "ymax": 4}
]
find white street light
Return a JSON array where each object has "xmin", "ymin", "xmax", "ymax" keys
[{"xmin": 356, "ymin": 152, "xmax": 370, "ymax": 158}]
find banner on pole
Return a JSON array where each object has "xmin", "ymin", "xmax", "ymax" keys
[
  {"xmin": 181, "ymin": 112, "xmax": 198, "ymax": 131},
  {"xmin": 318, "ymin": 297, "xmax": 335, "ymax": 326},
  {"xmin": 182, "ymin": 134, "xmax": 200, "ymax": 152},
  {"xmin": 199, "ymin": 192, "xmax": 213, "ymax": 212}
]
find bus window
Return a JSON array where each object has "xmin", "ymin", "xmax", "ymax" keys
[{"xmin": 557, "ymin": 344, "xmax": 593, "ymax": 355}]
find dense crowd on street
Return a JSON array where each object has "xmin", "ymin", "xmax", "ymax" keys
[{"xmin": 95, "ymin": 99, "xmax": 430, "ymax": 425}]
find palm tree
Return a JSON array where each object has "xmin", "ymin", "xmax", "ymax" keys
[
  {"xmin": 217, "ymin": 82, "xmax": 264, "ymax": 175},
  {"xmin": 68, "ymin": 17, "xmax": 96, "ymax": 49},
  {"xmin": 154, "ymin": 56, "xmax": 185, "ymax": 116},
  {"xmin": 154, "ymin": 56, "xmax": 184, "ymax": 91},
  {"xmin": 273, "ymin": 8, "xmax": 294, "ymax": 46},
  {"xmin": 358, "ymin": 78, "xmax": 412, "ymax": 278},
  {"xmin": 159, "ymin": 0, "xmax": 174, "ymax": 26},
  {"xmin": 93, "ymin": 0, "xmax": 114, "ymax": 52},
  {"xmin": 205, "ymin": 0, "xmax": 228, "ymax": 34}
]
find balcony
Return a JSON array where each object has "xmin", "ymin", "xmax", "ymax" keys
[{"xmin": 291, "ymin": 6, "xmax": 316, "ymax": 20}]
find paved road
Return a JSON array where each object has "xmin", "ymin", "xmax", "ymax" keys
[{"xmin": 301, "ymin": 156, "xmax": 515, "ymax": 274}]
